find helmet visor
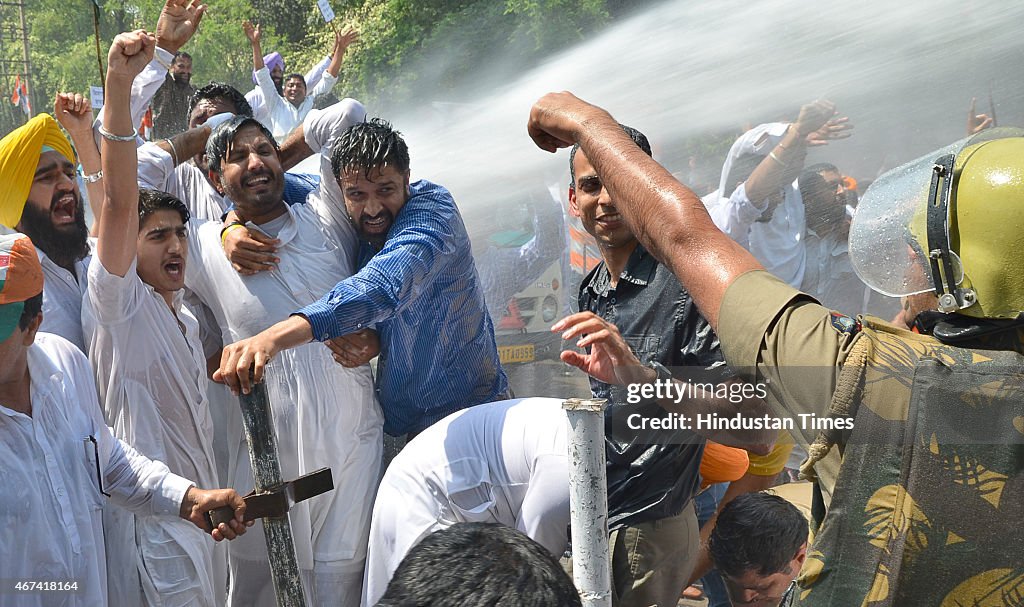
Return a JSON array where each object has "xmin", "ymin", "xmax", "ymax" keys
[{"xmin": 849, "ymin": 139, "xmax": 967, "ymax": 298}]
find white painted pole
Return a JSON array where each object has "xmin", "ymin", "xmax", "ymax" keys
[{"xmin": 562, "ymin": 397, "xmax": 611, "ymax": 607}]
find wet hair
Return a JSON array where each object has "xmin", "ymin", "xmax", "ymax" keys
[
  {"xmin": 284, "ymin": 73, "xmax": 306, "ymax": 87},
  {"xmin": 805, "ymin": 162, "xmax": 839, "ymax": 175},
  {"xmin": 139, "ymin": 188, "xmax": 190, "ymax": 227},
  {"xmin": 205, "ymin": 116, "xmax": 279, "ymax": 176},
  {"xmin": 18, "ymin": 292, "xmax": 43, "ymax": 331},
  {"xmin": 709, "ymin": 492, "xmax": 808, "ymax": 578},
  {"xmin": 173, "ymin": 51, "xmax": 192, "ymax": 63},
  {"xmin": 376, "ymin": 523, "xmax": 581, "ymax": 607},
  {"xmin": 569, "ymin": 123, "xmax": 652, "ymax": 186},
  {"xmin": 187, "ymin": 82, "xmax": 253, "ymax": 121},
  {"xmin": 331, "ymin": 118, "xmax": 410, "ymax": 180}
]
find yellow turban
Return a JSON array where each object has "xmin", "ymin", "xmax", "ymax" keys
[{"xmin": 0, "ymin": 114, "xmax": 76, "ymax": 228}]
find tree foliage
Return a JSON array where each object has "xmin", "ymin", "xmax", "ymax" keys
[{"xmin": 1, "ymin": 0, "xmax": 630, "ymax": 135}]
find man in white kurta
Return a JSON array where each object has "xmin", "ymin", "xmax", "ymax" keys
[
  {"xmin": 187, "ymin": 104, "xmax": 380, "ymax": 607},
  {"xmin": 362, "ymin": 397, "xmax": 572, "ymax": 607},
  {"xmin": 0, "ymin": 228, "xmax": 247, "ymax": 607},
  {"xmin": 85, "ymin": 255, "xmax": 224, "ymax": 606}
]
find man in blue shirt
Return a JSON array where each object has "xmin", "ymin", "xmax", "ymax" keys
[{"xmin": 217, "ymin": 118, "xmax": 508, "ymax": 438}]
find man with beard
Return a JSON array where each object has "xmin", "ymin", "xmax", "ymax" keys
[
  {"xmin": 216, "ymin": 118, "xmax": 509, "ymax": 443},
  {"xmin": 150, "ymin": 51, "xmax": 196, "ymax": 139},
  {"xmin": 186, "ymin": 111, "xmax": 381, "ymax": 606},
  {"xmin": 0, "ymin": 113, "xmax": 94, "ymax": 351},
  {"xmin": 84, "ymin": 30, "xmax": 224, "ymax": 606}
]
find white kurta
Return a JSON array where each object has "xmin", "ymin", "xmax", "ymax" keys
[
  {"xmin": 37, "ymin": 243, "xmax": 92, "ymax": 352},
  {"xmin": 83, "ymin": 259, "xmax": 222, "ymax": 607},
  {"xmin": 184, "ymin": 199, "xmax": 382, "ymax": 595},
  {"xmin": 255, "ymin": 66, "xmax": 338, "ymax": 142},
  {"xmin": 0, "ymin": 333, "xmax": 193, "ymax": 607},
  {"xmin": 246, "ymin": 55, "xmax": 331, "ymax": 130},
  {"xmin": 362, "ymin": 397, "xmax": 572, "ymax": 607}
]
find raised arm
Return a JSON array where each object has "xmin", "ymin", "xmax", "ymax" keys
[
  {"xmin": 528, "ymin": 92, "xmax": 761, "ymax": 330},
  {"xmin": 98, "ymin": 31, "xmax": 155, "ymax": 277},
  {"xmin": 324, "ymin": 28, "xmax": 358, "ymax": 80},
  {"xmin": 53, "ymin": 93, "xmax": 104, "ymax": 233},
  {"xmin": 744, "ymin": 101, "xmax": 845, "ymax": 203}
]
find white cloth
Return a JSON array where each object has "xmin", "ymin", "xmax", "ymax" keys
[
  {"xmin": 362, "ymin": 397, "xmax": 571, "ymax": 606},
  {"xmin": 0, "ymin": 333, "xmax": 193, "ymax": 607},
  {"xmin": 255, "ymin": 66, "xmax": 338, "ymax": 142},
  {"xmin": 36, "ymin": 242, "xmax": 92, "ymax": 352},
  {"xmin": 185, "ymin": 203, "xmax": 381, "ymax": 605},
  {"xmin": 246, "ymin": 55, "xmax": 332, "ymax": 129},
  {"xmin": 83, "ymin": 258, "xmax": 222, "ymax": 607},
  {"xmin": 703, "ymin": 122, "xmax": 807, "ymax": 287},
  {"xmin": 801, "ymin": 227, "xmax": 868, "ymax": 316}
]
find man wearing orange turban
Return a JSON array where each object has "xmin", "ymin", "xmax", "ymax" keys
[{"xmin": 0, "ymin": 113, "xmax": 93, "ymax": 349}]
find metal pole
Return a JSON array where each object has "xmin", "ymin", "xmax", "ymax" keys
[
  {"xmin": 562, "ymin": 397, "xmax": 611, "ymax": 607},
  {"xmin": 239, "ymin": 383, "xmax": 307, "ymax": 607},
  {"xmin": 17, "ymin": 0, "xmax": 33, "ymax": 117}
]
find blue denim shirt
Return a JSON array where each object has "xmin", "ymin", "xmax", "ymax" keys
[{"xmin": 299, "ymin": 180, "xmax": 508, "ymax": 436}]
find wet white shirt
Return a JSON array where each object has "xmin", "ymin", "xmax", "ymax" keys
[
  {"xmin": 37, "ymin": 243, "xmax": 92, "ymax": 352},
  {"xmin": 0, "ymin": 333, "xmax": 192, "ymax": 607},
  {"xmin": 83, "ymin": 259, "xmax": 221, "ymax": 606},
  {"xmin": 246, "ymin": 56, "xmax": 331, "ymax": 130},
  {"xmin": 185, "ymin": 204, "xmax": 382, "ymax": 602},
  {"xmin": 255, "ymin": 66, "xmax": 338, "ymax": 142},
  {"xmin": 362, "ymin": 397, "xmax": 571, "ymax": 606}
]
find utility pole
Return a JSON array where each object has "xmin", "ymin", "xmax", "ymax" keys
[{"xmin": 17, "ymin": 0, "xmax": 33, "ymax": 117}]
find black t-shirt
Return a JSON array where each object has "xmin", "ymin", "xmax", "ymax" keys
[{"xmin": 579, "ymin": 245, "xmax": 726, "ymax": 528}]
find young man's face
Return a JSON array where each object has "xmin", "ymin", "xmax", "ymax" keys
[
  {"xmin": 211, "ymin": 125, "xmax": 284, "ymax": 217},
  {"xmin": 722, "ymin": 557, "xmax": 801, "ymax": 606},
  {"xmin": 339, "ymin": 164, "xmax": 410, "ymax": 248},
  {"xmin": 18, "ymin": 150, "xmax": 89, "ymax": 260},
  {"xmin": 136, "ymin": 209, "xmax": 188, "ymax": 296},
  {"xmin": 283, "ymin": 77, "xmax": 307, "ymax": 106},
  {"xmin": 569, "ymin": 149, "xmax": 637, "ymax": 249}
]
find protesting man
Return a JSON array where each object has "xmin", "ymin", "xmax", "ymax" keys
[
  {"xmin": 217, "ymin": 118, "xmax": 509, "ymax": 442},
  {"xmin": 150, "ymin": 51, "xmax": 196, "ymax": 139},
  {"xmin": 84, "ymin": 29, "xmax": 223, "ymax": 606},
  {"xmin": 244, "ymin": 20, "xmax": 357, "ymax": 142},
  {"xmin": 189, "ymin": 104, "xmax": 379, "ymax": 606},
  {"xmin": 0, "ymin": 229, "xmax": 248, "ymax": 606}
]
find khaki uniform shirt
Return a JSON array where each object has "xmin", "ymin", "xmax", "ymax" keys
[{"xmin": 717, "ymin": 270, "xmax": 1024, "ymax": 607}]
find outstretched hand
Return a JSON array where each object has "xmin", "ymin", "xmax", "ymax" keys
[
  {"xmin": 552, "ymin": 312, "xmax": 654, "ymax": 386},
  {"xmin": 793, "ymin": 99, "xmax": 837, "ymax": 139},
  {"xmin": 53, "ymin": 92, "xmax": 93, "ymax": 135},
  {"xmin": 335, "ymin": 28, "xmax": 359, "ymax": 54},
  {"xmin": 107, "ymin": 30, "xmax": 157, "ymax": 81},
  {"xmin": 805, "ymin": 115, "xmax": 853, "ymax": 147},
  {"xmin": 243, "ymin": 20, "xmax": 261, "ymax": 45},
  {"xmin": 156, "ymin": 0, "xmax": 206, "ymax": 54},
  {"xmin": 966, "ymin": 97, "xmax": 993, "ymax": 136}
]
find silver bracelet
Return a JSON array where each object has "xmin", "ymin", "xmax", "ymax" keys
[
  {"xmin": 83, "ymin": 170, "xmax": 103, "ymax": 183},
  {"xmin": 165, "ymin": 137, "xmax": 179, "ymax": 166},
  {"xmin": 768, "ymin": 151, "xmax": 786, "ymax": 167},
  {"xmin": 98, "ymin": 125, "xmax": 136, "ymax": 142}
]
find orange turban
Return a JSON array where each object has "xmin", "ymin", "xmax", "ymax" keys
[
  {"xmin": 0, "ymin": 114, "xmax": 76, "ymax": 228},
  {"xmin": 699, "ymin": 441, "xmax": 750, "ymax": 489}
]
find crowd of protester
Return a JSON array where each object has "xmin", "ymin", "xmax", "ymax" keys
[{"xmin": 1, "ymin": 2, "xmax": 1021, "ymax": 607}]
